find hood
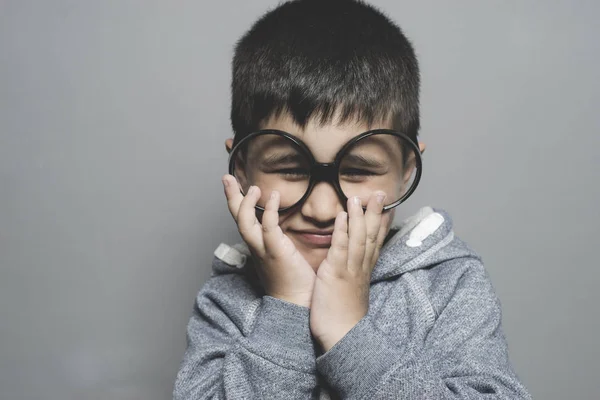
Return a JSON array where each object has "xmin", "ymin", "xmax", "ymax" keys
[{"xmin": 371, "ymin": 206, "xmax": 480, "ymax": 283}]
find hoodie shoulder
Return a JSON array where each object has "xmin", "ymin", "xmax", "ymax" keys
[
  {"xmin": 399, "ymin": 209, "xmax": 500, "ymax": 321},
  {"xmin": 372, "ymin": 207, "xmax": 479, "ymax": 281},
  {"xmin": 373, "ymin": 207, "xmax": 495, "ymax": 312},
  {"xmin": 199, "ymin": 243, "xmax": 262, "ymax": 305}
]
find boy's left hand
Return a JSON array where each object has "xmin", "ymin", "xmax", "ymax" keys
[{"xmin": 310, "ymin": 192, "xmax": 390, "ymax": 352}]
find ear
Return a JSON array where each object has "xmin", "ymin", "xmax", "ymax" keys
[
  {"xmin": 398, "ymin": 141, "xmax": 426, "ymax": 197},
  {"xmin": 225, "ymin": 138, "xmax": 234, "ymax": 154},
  {"xmin": 402, "ymin": 152, "xmax": 417, "ymax": 186},
  {"xmin": 232, "ymin": 150, "xmax": 250, "ymax": 195}
]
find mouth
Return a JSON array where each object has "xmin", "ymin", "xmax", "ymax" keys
[{"xmin": 290, "ymin": 229, "xmax": 333, "ymax": 247}]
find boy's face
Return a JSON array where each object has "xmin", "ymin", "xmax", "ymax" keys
[{"xmin": 225, "ymin": 112, "xmax": 426, "ymax": 271}]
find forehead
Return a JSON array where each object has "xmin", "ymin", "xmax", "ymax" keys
[{"xmin": 259, "ymin": 112, "xmax": 393, "ymax": 162}]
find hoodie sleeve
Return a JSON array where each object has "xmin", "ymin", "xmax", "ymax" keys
[
  {"xmin": 173, "ymin": 284, "xmax": 318, "ymax": 400},
  {"xmin": 315, "ymin": 260, "xmax": 531, "ymax": 399}
]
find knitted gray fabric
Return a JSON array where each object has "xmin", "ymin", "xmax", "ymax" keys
[{"xmin": 173, "ymin": 207, "xmax": 531, "ymax": 399}]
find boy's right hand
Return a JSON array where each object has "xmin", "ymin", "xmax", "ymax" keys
[{"xmin": 222, "ymin": 174, "xmax": 316, "ymax": 308}]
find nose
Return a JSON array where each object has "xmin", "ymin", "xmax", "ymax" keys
[{"xmin": 300, "ymin": 181, "xmax": 345, "ymax": 224}]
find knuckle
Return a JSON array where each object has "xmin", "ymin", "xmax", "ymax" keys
[
  {"xmin": 262, "ymin": 223, "xmax": 273, "ymax": 233},
  {"xmin": 334, "ymin": 238, "xmax": 349, "ymax": 251},
  {"xmin": 287, "ymin": 244, "xmax": 299, "ymax": 258},
  {"xmin": 238, "ymin": 220, "xmax": 259, "ymax": 236},
  {"xmin": 366, "ymin": 231, "xmax": 379, "ymax": 243},
  {"xmin": 238, "ymin": 226, "xmax": 252, "ymax": 238}
]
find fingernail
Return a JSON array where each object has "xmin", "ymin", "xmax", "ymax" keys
[
  {"xmin": 248, "ymin": 186, "xmax": 255, "ymax": 195},
  {"xmin": 376, "ymin": 193, "xmax": 386, "ymax": 205},
  {"xmin": 270, "ymin": 191, "xmax": 278, "ymax": 200},
  {"xmin": 222, "ymin": 177, "xmax": 229, "ymax": 187},
  {"xmin": 353, "ymin": 196, "xmax": 361, "ymax": 206}
]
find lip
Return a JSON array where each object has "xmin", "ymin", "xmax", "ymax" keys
[{"xmin": 291, "ymin": 230, "xmax": 333, "ymax": 247}]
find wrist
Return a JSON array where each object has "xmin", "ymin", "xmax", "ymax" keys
[
  {"xmin": 313, "ymin": 306, "xmax": 367, "ymax": 352},
  {"xmin": 315, "ymin": 323, "xmax": 355, "ymax": 352}
]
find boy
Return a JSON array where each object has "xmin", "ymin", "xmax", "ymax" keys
[{"xmin": 174, "ymin": 0, "xmax": 531, "ymax": 398}]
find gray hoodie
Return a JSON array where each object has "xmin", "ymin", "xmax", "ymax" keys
[{"xmin": 173, "ymin": 207, "xmax": 531, "ymax": 399}]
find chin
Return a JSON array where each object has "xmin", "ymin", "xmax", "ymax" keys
[
  {"xmin": 305, "ymin": 248, "xmax": 329, "ymax": 271},
  {"xmin": 291, "ymin": 240, "xmax": 328, "ymax": 271}
]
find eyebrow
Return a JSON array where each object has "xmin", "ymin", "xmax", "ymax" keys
[
  {"xmin": 260, "ymin": 152, "xmax": 306, "ymax": 167},
  {"xmin": 342, "ymin": 154, "xmax": 387, "ymax": 169}
]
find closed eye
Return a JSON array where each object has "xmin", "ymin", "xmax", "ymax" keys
[
  {"xmin": 341, "ymin": 168, "xmax": 376, "ymax": 176},
  {"xmin": 274, "ymin": 168, "xmax": 309, "ymax": 179}
]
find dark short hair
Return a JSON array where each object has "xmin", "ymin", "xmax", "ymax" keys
[{"xmin": 230, "ymin": 0, "xmax": 420, "ymax": 146}]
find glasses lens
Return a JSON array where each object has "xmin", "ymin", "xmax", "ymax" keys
[
  {"xmin": 338, "ymin": 133, "xmax": 419, "ymax": 207},
  {"xmin": 231, "ymin": 133, "xmax": 311, "ymax": 209}
]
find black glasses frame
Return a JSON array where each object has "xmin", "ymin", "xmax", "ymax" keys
[{"xmin": 228, "ymin": 129, "xmax": 423, "ymax": 212}]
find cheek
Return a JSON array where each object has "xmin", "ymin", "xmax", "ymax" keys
[
  {"xmin": 378, "ymin": 210, "xmax": 395, "ymax": 243},
  {"xmin": 384, "ymin": 209, "xmax": 396, "ymax": 229},
  {"xmin": 255, "ymin": 210, "xmax": 289, "ymax": 226},
  {"xmin": 277, "ymin": 212, "xmax": 291, "ymax": 231}
]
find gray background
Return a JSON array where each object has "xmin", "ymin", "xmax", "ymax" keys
[{"xmin": 1, "ymin": 0, "xmax": 598, "ymax": 399}]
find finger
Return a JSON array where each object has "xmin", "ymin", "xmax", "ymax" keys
[
  {"xmin": 236, "ymin": 185, "xmax": 266, "ymax": 255},
  {"xmin": 261, "ymin": 190, "xmax": 285, "ymax": 258},
  {"xmin": 326, "ymin": 211, "xmax": 349, "ymax": 270},
  {"xmin": 222, "ymin": 174, "xmax": 244, "ymax": 221},
  {"xmin": 364, "ymin": 191, "xmax": 386, "ymax": 269},
  {"xmin": 347, "ymin": 196, "xmax": 366, "ymax": 273}
]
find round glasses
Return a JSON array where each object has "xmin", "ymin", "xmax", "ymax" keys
[{"xmin": 228, "ymin": 129, "xmax": 422, "ymax": 212}]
